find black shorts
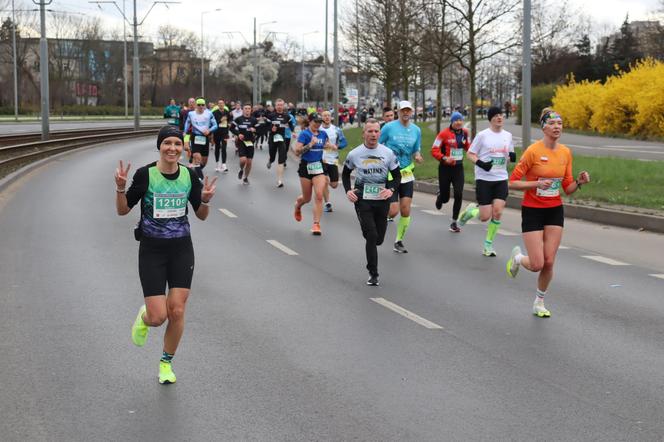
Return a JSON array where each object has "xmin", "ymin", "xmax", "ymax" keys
[
  {"xmin": 475, "ymin": 179, "xmax": 508, "ymax": 205},
  {"xmin": 325, "ymin": 163, "xmax": 339, "ymax": 182},
  {"xmin": 138, "ymin": 236, "xmax": 194, "ymax": 297},
  {"xmin": 298, "ymin": 160, "xmax": 328, "ymax": 180},
  {"xmin": 190, "ymin": 135, "xmax": 210, "ymax": 156},
  {"xmin": 521, "ymin": 205, "xmax": 565, "ymax": 232},
  {"xmin": 237, "ymin": 140, "xmax": 255, "ymax": 159},
  {"xmin": 387, "ymin": 180, "xmax": 414, "ymax": 203}
]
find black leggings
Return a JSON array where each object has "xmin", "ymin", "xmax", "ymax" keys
[
  {"xmin": 438, "ymin": 163, "xmax": 465, "ymax": 220},
  {"xmin": 269, "ymin": 141, "xmax": 288, "ymax": 165},
  {"xmin": 354, "ymin": 200, "xmax": 390, "ymax": 277},
  {"xmin": 214, "ymin": 135, "xmax": 227, "ymax": 163}
]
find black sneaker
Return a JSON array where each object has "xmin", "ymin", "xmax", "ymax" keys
[
  {"xmin": 435, "ymin": 192, "xmax": 443, "ymax": 210},
  {"xmin": 366, "ymin": 274, "xmax": 379, "ymax": 286},
  {"xmin": 242, "ymin": 177, "xmax": 249, "ymax": 185},
  {"xmin": 267, "ymin": 160, "xmax": 272, "ymax": 169},
  {"xmin": 238, "ymin": 169, "xmax": 243, "ymax": 180},
  {"xmin": 449, "ymin": 222, "xmax": 461, "ymax": 233},
  {"xmin": 393, "ymin": 241, "xmax": 408, "ymax": 253}
]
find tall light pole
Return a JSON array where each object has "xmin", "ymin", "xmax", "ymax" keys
[
  {"xmin": 11, "ymin": 0, "xmax": 19, "ymax": 120},
  {"xmin": 252, "ymin": 17, "xmax": 257, "ymax": 105},
  {"xmin": 324, "ymin": 0, "xmax": 329, "ymax": 110},
  {"xmin": 33, "ymin": 0, "xmax": 52, "ymax": 140},
  {"xmin": 301, "ymin": 30, "xmax": 319, "ymax": 105},
  {"xmin": 333, "ymin": 0, "xmax": 339, "ymax": 120},
  {"xmin": 122, "ymin": 0, "xmax": 128, "ymax": 117},
  {"xmin": 200, "ymin": 8, "xmax": 222, "ymax": 98},
  {"xmin": 522, "ymin": 0, "xmax": 531, "ymax": 147}
]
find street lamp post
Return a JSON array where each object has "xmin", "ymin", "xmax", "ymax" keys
[
  {"xmin": 11, "ymin": 0, "xmax": 19, "ymax": 121},
  {"xmin": 333, "ymin": 0, "xmax": 339, "ymax": 120},
  {"xmin": 324, "ymin": 0, "xmax": 329, "ymax": 110},
  {"xmin": 301, "ymin": 30, "xmax": 319, "ymax": 105},
  {"xmin": 34, "ymin": 0, "xmax": 52, "ymax": 140},
  {"xmin": 200, "ymin": 8, "xmax": 222, "ymax": 98},
  {"xmin": 522, "ymin": 0, "xmax": 531, "ymax": 147}
]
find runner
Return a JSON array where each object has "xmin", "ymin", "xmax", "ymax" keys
[
  {"xmin": 342, "ymin": 119, "xmax": 401, "ymax": 285},
  {"xmin": 253, "ymin": 104, "xmax": 269, "ymax": 150},
  {"xmin": 293, "ymin": 112, "xmax": 333, "ymax": 235},
  {"xmin": 230, "ymin": 104, "xmax": 258, "ymax": 185},
  {"xmin": 457, "ymin": 106, "xmax": 515, "ymax": 256},
  {"xmin": 266, "ymin": 98, "xmax": 295, "ymax": 188},
  {"xmin": 378, "ymin": 100, "xmax": 423, "ymax": 253},
  {"xmin": 431, "ymin": 112, "xmax": 470, "ymax": 232},
  {"xmin": 183, "ymin": 98, "xmax": 218, "ymax": 181},
  {"xmin": 380, "ymin": 107, "xmax": 394, "ymax": 129},
  {"xmin": 163, "ymin": 99, "xmax": 180, "ymax": 127},
  {"xmin": 114, "ymin": 125, "xmax": 217, "ymax": 384},
  {"xmin": 506, "ymin": 108, "xmax": 590, "ymax": 317},
  {"xmin": 212, "ymin": 99, "xmax": 232, "ymax": 173},
  {"xmin": 320, "ymin": 110, "xmax": 347, "ymax": 212}
]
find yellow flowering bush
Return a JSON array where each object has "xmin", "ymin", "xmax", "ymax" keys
[{"xmin": 552, "ymin": 76, "xmax": 602, "ymax": 131}]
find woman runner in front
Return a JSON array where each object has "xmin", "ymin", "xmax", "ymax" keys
[{"xmin": 506, "ymin": 108, "xmax": 590, "ymax": 317}]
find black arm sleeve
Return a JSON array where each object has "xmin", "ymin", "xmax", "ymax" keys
[
  {"xmin": 125, "ymin": 167, "xmax": 148, "ymax": 208},
  {"xmin": 388, "ymin": 167, "xmax": 401, "ymax": 192},
  {"xmin": 188, "ymin": 169, "xmax": 203, "ymax": 211},
  {"xmin": 230, "ymin": 118, "xmax": 239, "ymax": 136},
  {"xmin": 509, "ymin": 151, "xmax": 516, "ymax": 162},
  {"xmin": 342, "ymin": 165, "xmax": 353, "ymax": 192}
]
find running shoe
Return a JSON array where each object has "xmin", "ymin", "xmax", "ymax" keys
[
  {"xmin": 387, "ymin": 217, "xmax": 394, "ymax": 223},
  {"xmin": 482, "ymin": 244, "xmax": 497, "ymax": 257},
  {"xmin": 237, "ymin": 169, "xmax": 243, "ymax": 180},
  {"xmin": 267, "ymin": 160, "xmax": 272, "ymax": 169},
  {"xmin": 324, "ymin": 202, "xmax": 333, "ymax": 213},
  {"xmin": 435, "ymin": 192, "xmax": 443, "ymax": 210},
  {"xmin": 294, "ymin": 203, "xmax": 302, "ymax": 222},
  {"xmin": 277, "ymin": 181, "xmax": 284, "ymax": 188},
  {"xmin": 393, "ymin": 241, "xmax": 408, "ymax": 253},
  {"xmin": 366, "ymin": 274, "xmax": 379, "ymax": 286},
  {"xmin": 242, "ymin": 178, "xmax": 249, "ymax": 185},
  {"xmin": 221, "ymin": 164, "xmax": 228, "ymax": 173},
  {"xmin": 458, "ymin": 203, "xmax": 478, "ymax": 226},
  {"xmin": 449, "ymin": 222, "xmax": 461, "ymax": 233},
  {"xmin": 215, "ymin": 163, "xmax": 221, "ymax": 172},
  {"xmin": 158, "ymin": 361, "xmax": 176, "ymax": 384},
  {"xmin": 533, "ymin": 299, "xmax": 551, "ymax": 318},
  {"xmin": 506, "ymin": 246, "xmax": 521, "ymax": 278},
  {"xmin": 311, "ymin": 222, "xmax": 322, "ymax": 236},
  {"xmin": 131, "ymin": 305, "xmax": 148, "ymax": 347}
]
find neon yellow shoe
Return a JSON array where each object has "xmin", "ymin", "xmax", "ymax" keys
[
  {"xmin": 159, "ymin": 361, "xmax": 176, "ymax": 384},
  {"xmin": 533, "ymin": 299, "xmax": 551, "ymax": 318},
  {"xmin": 507, "ymin": 246, "xmax": 521, "ymax": 278},
  {"xmin": 131, "ymin": 305, "xmax": 149, "ymax": 347}
]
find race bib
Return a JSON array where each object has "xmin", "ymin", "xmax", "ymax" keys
[
  {"xmin": 220, "ymin": 121, "xmax": 228, "ymax": 128},
  {"xmin": 306, "ymin": 161, "xmax": 324, "ymax": 175},
  {"xmin": 194, "ymin": 135, "xmax": 207, "ymax": 145},
  {"xmin": 168, "ymin": 118, "xmax": 177, "ymax": 125},
  {"xmin": 362, "ymin": 184, "xmax": 384, "ymax": 200},
  {"xmin": 273, "ymin": 134, "xmax": 284, "ymax": 142},
  {"xmin": 536, "ymin": 178, "xmax": 562, "ymax": 197},
  {"xmin": 400, "ymin": 168, "xmax": 415, "ymax": 183},
  {"xmin": 243, "ymin": 140, "xmax": 254, "ymax": 147},
  {"xmin": 451, "ymin": 148, "xmax": 464, "ymax": 161},
  {"xmin": 491, "ymin": 156, "xmax": 506, "ymax": 169},
  {"xmin": 153, "ymin": 193, "xmax": 187, "ymax": 219}
]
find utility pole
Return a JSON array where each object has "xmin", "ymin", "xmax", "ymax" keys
[
  {"xmin": 324, "ymin": 0, "xmax": 328, "ymax": 110},
  {"xmin": 132, "ymin": 0, "xmax": 139, "ymax": 130},
  {"xmin": 333, "ymin": 0, "xmax": 339, "ymax": 120},
  {"xmin": 522, "ymin": 0, "xmax": 531, "ymax": 147},
  {"xmin": 123, "ymin": 0, "xmax": 128, "ymax": 118},
  {"xmin": 34, "ymin": 0, "xmax": 52, "ymax": 140},
  {"xmin": 11, "ymin": 0, "xmax": 19, "ymax": 121},
  {"xmin": 252, "ymin": 17, "xmax": 257, "ymax": 105}
]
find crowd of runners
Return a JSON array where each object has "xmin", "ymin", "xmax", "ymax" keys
[{"xmin": 116, "ymin": 97, "xmax": 590, "ymax": 383}]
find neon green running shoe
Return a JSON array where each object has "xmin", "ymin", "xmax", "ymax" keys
[
  {"xmin": 482, "ymin": 243, "xmax": 497, "ymax": 257},
  {"xmin": 533, "ymin": 299, "xmax": 551, "ymax": 318},
  {"xmin": 507, "ymin": 246, "xmax": 521, "ymax": 278},
  {"xmin": 131, "ymin": 305, "xmax": 149, "ymax": 347},
  {"xmin": 458, "ymin": 203, "xmax": 478, "ymax": 227},
  {"xmin": 159, "ymin": 361, "xmax": 176, "ymax": 384}
]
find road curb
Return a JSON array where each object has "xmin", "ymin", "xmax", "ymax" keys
[{"xmin": 414, "ymin": 180, "xmax": 664, "ymax": 234}]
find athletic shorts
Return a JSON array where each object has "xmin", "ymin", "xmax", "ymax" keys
[
  {"xmin": 387, "ymin": 180, "xmax": 414, "ymax": 203},
  {"xmin": 475, "ymin": 179, "xmax": 508, "ymax": 205},
  {"xmin": 138, "ymin": 236, "xmax": 194, "ymax": 297},
  {"xmin": 521, "ymin": 205, "xmax": 564, "ymax": 232},
  {"xmin": 237, "ymin": 139, "xmax": 255, "ymax": 159},
  {"xmin": 190, "ymin": 135, "xmax": 210, "ymax": 157},
  {"xmin": 298, "ymin": 160, "xmax": 328, "ymax": 180},
  {"xmin": 325, "ymin": 163, "xmax": 339, "ymax": 182}
]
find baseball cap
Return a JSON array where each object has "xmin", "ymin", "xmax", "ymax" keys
[
  {"xmin": 398, "ymin": 100, "xmax": 413, "ymax": 110},
  {"xmin": 308, "ymin": 112, "xmax": 323, "ymax": 123}
]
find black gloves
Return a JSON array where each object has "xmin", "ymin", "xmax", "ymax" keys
[
  {"xmin": 509, "ymin": 152, "xmax": 516, "ymax": 162},
  {"xmin": 475, "ymin": 159, "xmax": 493, "ymax": 172}
]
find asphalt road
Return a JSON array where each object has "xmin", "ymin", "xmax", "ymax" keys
[
  {"xmin": 1, "ymin": 137, "xmax": 664, "ymax": 441},
  {"xmin": 0, "ymin": 119, "xmax": 163, "ymax": 134}
]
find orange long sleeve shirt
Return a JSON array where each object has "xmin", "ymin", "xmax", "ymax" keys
[{"xmin": 510, "ymin": 140, "xmax": 575, "ymax": 208}]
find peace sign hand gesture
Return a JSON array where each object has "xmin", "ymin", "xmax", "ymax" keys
[
  {"xmin": 115, "ymin": 160, "xmax": 131, "ymax": 190},
  {"xmin": 201, "ymin": 176, "xmax": 218, "ymax": 203}
]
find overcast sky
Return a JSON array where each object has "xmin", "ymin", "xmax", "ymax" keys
[{"xmin": 8, "ymin": 0, "xmax": 663, "ymax": 53}]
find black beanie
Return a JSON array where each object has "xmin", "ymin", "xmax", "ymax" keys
[
  {"xmin": 157, "ymin": 125, "xmax": 184, "ymax": 150},
  {"xmin": 487, "ymin": 106, "xmax": 502, "ymax": 122}
]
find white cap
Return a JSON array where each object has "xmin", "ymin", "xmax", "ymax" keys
[{"xmin": 398, "ymin": 100, "xmax": 413, "ymax": 110}]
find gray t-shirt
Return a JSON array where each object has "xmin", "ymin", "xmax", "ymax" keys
[{"xmin": 344, "ymin": 143, "xmax": 400, "ymax": 195}]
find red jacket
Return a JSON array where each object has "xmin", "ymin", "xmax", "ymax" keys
[{"xmin": 431, "ymin": 126, "xmax": 470, "ymax": 166}]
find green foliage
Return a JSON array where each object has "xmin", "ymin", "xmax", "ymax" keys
[{"xmin": 516, "ymin": 84, "xmax": 557, "ymax": 125}]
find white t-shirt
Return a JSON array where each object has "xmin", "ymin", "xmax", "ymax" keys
[
  {"xmin": 321, "ymin": 124, "xmax": 339, "ymax": 165},
  {"xmin": 469, "ymin": 128, "xmax": 514, "ymax": 181}
]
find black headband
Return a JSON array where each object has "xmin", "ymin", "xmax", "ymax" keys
[{"xmin": 157, "ymin": 125, "xmax": 184, "ymax": 150}]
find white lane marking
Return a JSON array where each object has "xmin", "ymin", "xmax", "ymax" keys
[
  {"xmin": 421, "ymin": 209, "xmax": 444, "ymax": 216},
  {"xmin": 370, "ymin": 297, "xmax": 443, "ymax": 330},
  {"xmin": 411, "ymin": 203, "xmax": 420, "ymax": 208},
  {"xmin": 266, "ymin": 240, "xmax": 298, "ymax": 256},
  {"xmin": 218, "ymin": 208, "xmax": 237, "ymax": 218},
  {"xmin": 558, "ymin": 245, "xmax": 570, "ymax": 250},
  {"xmin": 497, "ymin": 230, "xmax": 519, "ymax": 236},
  {"xmin": 581, "ymin": 255, "xmax": 630, "ymax": 266},
  {"xmin": 649, "ymin": 274, "xmax": 664, "ymax": 280}
]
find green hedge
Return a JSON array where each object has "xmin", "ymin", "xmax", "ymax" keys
[{"xmin": 516, "ymin": 83, "xmax": 557, "ymax": 124}]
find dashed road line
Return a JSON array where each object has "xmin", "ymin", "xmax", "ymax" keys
[
  {"xmin": 421, "ymin": 209, "xmax": 444, "ymax": 216},
  {"xmin": 649, "ymin": 274, "xmax": 664, "ymax": 280},
  {"xmin": 558, "ymin": 245, "xmax": 570, "ymax": 250},
  {"xmin": 266, "ymin": 240, "xmax": 298, "ymax": 256},
  {"xmin": 581, "ymin": 255, "xmax": 630, "ymax": 266},
  {"xmin": 218, "ymin": 208, "xmax": 238, "ymax": 218},
  {"xmin": 370, "ymin": 297, "xmax": 443, "ymax": 330},
  {"xmin": 497, "ymin": 230, "xmax": 519, "ymax": 236}
]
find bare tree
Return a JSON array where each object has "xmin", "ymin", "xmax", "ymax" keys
[{"xmin": 446, "ymin": 0, "xmax": 519, "ymax": 136}]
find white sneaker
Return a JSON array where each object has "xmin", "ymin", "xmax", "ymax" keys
[
  {"xmin": 215, "ymin": 162, "xmax": 221, "ymax": 172},
  {"xmin": 221, "ymin": 164, "xmax": 228, "ymax": 173},
  {"xmin": 533, "ymin": 298, "xmax": 551, "ymax": 318}
]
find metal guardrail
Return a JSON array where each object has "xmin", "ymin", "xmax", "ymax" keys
[
  {"xmin": 0, "ymin": 128, "xmax": 160, "ymax": 180},
  {"xmin": 0, "ymin": 124, "xmax": 162, "ymax": 148}
]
